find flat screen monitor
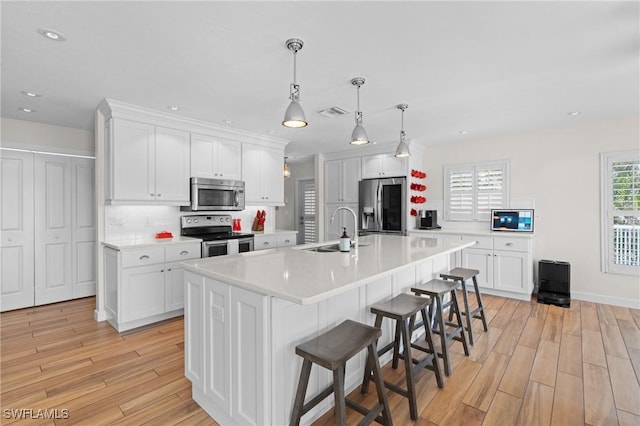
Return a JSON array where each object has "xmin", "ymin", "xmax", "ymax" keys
[{"xmin": 491, "ymin": 209, "xmax": 534, "ymax": 233}]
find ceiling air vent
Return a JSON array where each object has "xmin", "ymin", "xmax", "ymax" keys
[{"xmin": 318, "ymin": 106, "xmax": 350, "ymax": 118}]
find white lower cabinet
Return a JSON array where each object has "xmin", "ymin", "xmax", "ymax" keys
[
  {"xmin": 254, "ymin": 231, "xmax": 297, "ymax": 251},
  {"xmin": 104, "ymin": 242, "xmax": 200, "ymax": 331}
]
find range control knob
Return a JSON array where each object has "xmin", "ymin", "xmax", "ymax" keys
[
  {"xmin": 186, "ymin": 219, "xmax": 191, "ymax": 224},
  {"xmin": 194, "ymin": 219, "xmax": 199, "ymax": 223},
  {"xmin": 225, "ymin": 217, "xmax": 230, "ymax": 222}
]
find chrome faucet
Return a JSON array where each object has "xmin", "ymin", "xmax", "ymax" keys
[{"xmin": 330, "ymin": 206, "xmax": 358, "ymax": 248}]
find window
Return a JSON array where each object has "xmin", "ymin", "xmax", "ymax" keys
[
  {"xmin": 445, "ymin": 160, "xmax": 509, "ymax": 221},
  {"xmin": 300, "ymin": 179, "xmax": 317, "ymax": 243},
  {"xmin": 601, "ymin": 151, "xmax": 640, "ymax": 275}
]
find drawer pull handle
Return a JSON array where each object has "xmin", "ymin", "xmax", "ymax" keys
[
  {"xmin": 140, "ymin": 255, "xmax": 150, "ymax": 260},
  {"xmin": 263, "ymin": 242, "xmax": 269, "ymax": 246},
  {"xmin": 180, "ymin": 250, "xmax": 189, "ymax": 255},
  {"xmin": 284, "ymin": 239, "xmax": 290, "ymax": 243},
  {"xmin": 506, "ymin": 243, "xmax": 514, "ymax": 246}
]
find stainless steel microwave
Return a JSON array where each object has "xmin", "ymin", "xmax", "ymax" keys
[{"xmin": 182, "ymin": 178, "xmax": 245, "ymax": 211}]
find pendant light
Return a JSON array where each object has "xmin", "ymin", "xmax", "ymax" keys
[
  {"xmin": 283, "ymin": 157, "xmax": 291, "ymax": 178},
  {"xmin": 350, "ymin": 77, "xmax": 369, "ymax": 145},
  {"xmin": 394, "ymin": 104, "xmax": 411, "ymax": 158},
  {"xmin": 282, "ymin": 38, "xmax": 307, "ymax": 128}
]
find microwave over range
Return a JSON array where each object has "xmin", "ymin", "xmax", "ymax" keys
[{"xmin": 182, "ymin": 177, "xmax": 245, "ymax": 211}]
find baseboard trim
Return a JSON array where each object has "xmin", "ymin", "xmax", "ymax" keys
[
  {"xmin": 571, "ymin": 291, "xmax": 640, "ymax": 309},
  {"xmin": 94, "ymin": 309, "xmax": 108, "ymax": 322}
]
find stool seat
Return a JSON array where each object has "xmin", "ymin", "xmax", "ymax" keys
[
  {"xmin": 291, "ymin": 320, "xmax": 392, "ymax": 426},
  {"xmin": 440, "ymin": 267, "xmax": 489, "ymax": 346},
  {"xmin": 411, "ymin": 279, "xmax": 470, "ymax": 376},
  {"xmin": 296, "ymin": 319, "xmax": 381, "ymax": 371},
  {"xmin": 363, "ymin": 293, "xmax": 443, "ymax": 421},
  {"xmin": 440, "ymin": 267, "xmax": 480, "ymax": 281}
]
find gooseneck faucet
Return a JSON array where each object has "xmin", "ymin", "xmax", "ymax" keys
[{"xmin": 330, "ymin": 206, "xmax": 358, "ymax": 248}]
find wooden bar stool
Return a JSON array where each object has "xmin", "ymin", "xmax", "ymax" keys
[
  {"xmin": 290, "ymin": 319, "xmax": 392, "ymax": 426},
  {"xmin": 411, "ymin": 279, "xmax": 470, "ymax": 376},
  {"xmin": 440, "ymin": 267, "xmax": 489, "ymax": 346},
  {"xmin": 361, "ymin": 293, "xmax": 444, "ymax": 421}
]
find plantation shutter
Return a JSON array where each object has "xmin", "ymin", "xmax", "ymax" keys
[
  {"xmin": 302, "ymin": 181, "xmax": 317, "ymax": 243},
  {"xmin": 445, "ymin": 161, "xmax": 509, "ymax": 221}
]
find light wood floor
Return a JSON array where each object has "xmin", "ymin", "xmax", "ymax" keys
[{"xmin": 1, "ymin": 295, "xmax": 639, "ymax": 425}]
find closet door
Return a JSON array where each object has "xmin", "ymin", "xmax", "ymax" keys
[
  {"xmin": 72, "ymin": 157, "xmax": 96, "ymax": 298},
  {"xmin": 35, "ymin": 153, "xmax": 73, "ymax": 305},
  {"xmin": 0, "ymin": 150, "xmax": 35, "ymax": 311}
]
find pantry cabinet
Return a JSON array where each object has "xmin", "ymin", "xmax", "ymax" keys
[
  {"xmin": 103, "ymin": 241, "xmax": 200, "ymax": 331},
  {"xmin": 242, "ymin": 143, "xmax": 284, "ymax": 205},
  {"xmin": 190, "ymin": 133, "xmax": 241, "ymax": 180},
  {"xmin": 106, "ymin": 118, "xmax": 190, "ymax": 204},
  {"xmin": 324, "ymin": 157, "xmax": 361, "ymax": 203},
  {"xmin": 361, "ymin": 153, "xmax": 406, "ymax": 179}
]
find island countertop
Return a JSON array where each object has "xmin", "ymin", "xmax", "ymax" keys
[{"xmin": 180, "ymin": 234, "xmax": 476, "ymax": 305}]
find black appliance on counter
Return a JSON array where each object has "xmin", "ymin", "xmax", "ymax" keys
[
  {"xmin": 537, "ymin": 260, "xmax": 571, "ymax": 307},
  {"xmin": 418, "ymin": 210, "xmax": 441, "ymax": 230},
  {"xmin": 181, "ymin": 214, "xmax": 254, "ymax": 258}
]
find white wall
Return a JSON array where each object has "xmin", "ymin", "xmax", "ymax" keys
[
  {"xmin": 275, "ymin": 159, "xmax": 315, "ymax": 231},
  {"xmin": 420, "ymin": 115, "xmax": 640, "ymax": 306},
  {"xmin": 1, "ymin": 118, "xmax": 94, "ymax": 154}
]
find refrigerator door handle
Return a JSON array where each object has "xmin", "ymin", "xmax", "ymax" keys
[{"xmin": 376, "ymin": 182, "xmax": 383, "ymax": 231}]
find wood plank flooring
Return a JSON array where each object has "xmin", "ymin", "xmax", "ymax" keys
[{"xmin": 1, "ymin": 295, "xmax": 639, "ymax": 425}]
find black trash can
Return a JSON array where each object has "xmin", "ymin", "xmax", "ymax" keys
[{"xmin": 537, "ymin": 260, "xmax": 571, "ymax": 307}]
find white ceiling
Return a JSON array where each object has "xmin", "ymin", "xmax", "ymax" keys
[{"xmin": 2, "ymin": 1, "xmax": 638, "ymax": 159}]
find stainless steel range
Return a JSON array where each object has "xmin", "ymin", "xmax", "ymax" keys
[{"xmin": 181, "ymin": 214, "xmax": 254, "ymax": 258}]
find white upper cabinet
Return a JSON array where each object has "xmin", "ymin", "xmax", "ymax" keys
[
  {"xmin": 361, "ymin": 154, "xmax": 406, "ymax": 179},
  {"xmin": 324, "ymin": 157, "xmax": 361, "ymax": 203},
  {"xmin": 107, "ymin": 118, "xmax": 190, "ymax": 204},
  {"xmin": 190, "ymin": 133, "xmax": 241, "ymax": 180},
  {"xmin": 242, "ymin": 143, "xmax": 284, "ymax": 206}
]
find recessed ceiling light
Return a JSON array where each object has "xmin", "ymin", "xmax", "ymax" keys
[
  {"xmin": 19, "ymin": 107, "xmax": 35, "ymax": 113},
  {"xmin": 568, "ymin": 111, "xmax": 581, "ymax": 116},
  {"xmin": 223, "ymin": 119, "xmax": 233, "ymax": 124},
  {"xmin": 459, "ymin": 130, "xmax": 469, "ymax": 135},
  {"xmin": 37, "ymin": 28, "xmax": 66, "ymax": 41},
  {"xmin": 21, "ymin": 90, "xmax": 41, "ymax": 97},
  {"xmin": 169, "ymin": 106, "xmax": 180, "ymax": 111}
]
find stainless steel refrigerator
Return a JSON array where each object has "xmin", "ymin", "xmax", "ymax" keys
[{"xmin": 358, "ymin": 177, "xmax": 407, "ymax": 235}]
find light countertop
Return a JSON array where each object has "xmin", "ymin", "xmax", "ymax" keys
[
  {"xmin": 410, "ymin": 228, "xmax": 534, "ymax": 238},
  {"xmin": 252, "ymin": 229, "xmax": 298, "ymax": 236},
  {"xmin": 181, "ymin": 234, "xmax": 475, "ymax": 305},
  {"xmin": 102, "ymin": 236, "xmax": 202, "ymax": 250}
]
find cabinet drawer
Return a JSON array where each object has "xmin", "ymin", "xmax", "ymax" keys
[
  {"xmin": 467, "ymin": 236, "xmax": 493, "ymax": 250},
  {"xmin": 255, "ymin": 235, "xmax": 277, "ymax": 250},
  {"xmin": 166, "ymin": 243, "xmax": 201, "ymax": 262},
  {"xmin": 121, "ymin": 247, "xmax": 165, "ymax": 268},
  {"xmin": 277, "ymin": 234, "xmax": 296, "ymax": 247},
  {"xmin": 493, "ymin": 237, "xmax": 530, "ymax": 252}
]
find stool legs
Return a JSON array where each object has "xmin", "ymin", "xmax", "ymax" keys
[
  {"xmin": 433, "ymin": 290, "xmax": 470, "ymax": 376},
  {"xmin": 290, "ymin": 360, "xmax": 313, "ymax": 426},
  {"xmin": 473, "ymin": 275, "xmax": 489, "ymax": 333},
  {"xmin": 447, "ymin": 276, "xmax": 489, "ymax": 345},
  {"xmin": 366, "ymin": 342, "xmax": 393, "ymax": 426},
  {"xmin": 333, "ymin": 367, "xmax": 347, "ymax": 425}
]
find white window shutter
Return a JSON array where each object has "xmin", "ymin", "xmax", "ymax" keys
[{"xmin": 446, "ymin": 166, "xmax": 474, "ymax": 221}]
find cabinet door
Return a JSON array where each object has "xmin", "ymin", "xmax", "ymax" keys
[
  {"xmin": 261, "ymin": 145, "xmax": 284, "ymax": 204},
  {"xmin": 121, "ymin": 264, "xmax": 165, "ymax": 322},
  {"xmin": 190, "ymin": 133, "xmax": 217, "ymax": 178},
  {"xmin": 34, "ymin": 154, "xmax": 73, "ymax": 305},
  {"xmin": 154, "ymin": 126, "xmax": 190, "ymax": 203},
  {"xmin": 461, "ymin": 248, "xmax": 493, "ymax": 289},
  {"xmin": 185, "ymin": 271, "xmax": 205, "ymax": 388},
  {"xmin": 361, "ymin": 155, "xmax": 383, "ymax": 179},
  {"xmin": 341, "ymin": 157, "xmax": 361, "ymax": 202},
  {"xmin": 72, "ymin": 157, "xmax": 96, "ymax": 298},
  {"xmin": 205, "ymin": 278, "xmax": 232, "ymax": 413},
  {"xmin": 254, "ymin": 234, "xmax": 277, "ymax": 251},
  {"xmin": 111, "ymin": 119, "xmax": 155, "ymax": 201},
  {"xmin": 381, "ymin": 155, "xmax": 406, "ymax": 177},
  {"xmin": 231, "ymin": 286, "xmax": 269, "ymax": 426},
  {"xmin": 493, "ymin": 250, "xmax": 528, "ymax": 293},
  {"xmin": 242, "ymin": 143, "xmax": 263, "ymax": 203},
  {"xmin": 217, "ymin": 138, "xmax": 242, "ymax": 180},
  {"xmin": 1, "ymin": 150, "xmax": 35, "ymax": 311},
  {"xmin": 324, "ymin": 160, "xmax": 342, "ymax": 203},
  {"xmin": 165, "ymin": 263, "xmax": 185, "ymax": 311}
]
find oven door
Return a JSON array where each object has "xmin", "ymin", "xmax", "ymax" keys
[
  {"xmin": 238, "ymin": 237, "xmax": 254, "ymax": 253},
  {"xmin": 202, "ymin": 240, "xmax": 230, "ymax": 258}
]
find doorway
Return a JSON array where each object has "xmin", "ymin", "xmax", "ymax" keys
[{"xmin": 296, "ymin": 178, "xmax": 316, "ymax": 244}]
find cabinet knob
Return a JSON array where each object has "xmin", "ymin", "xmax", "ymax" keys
[
  {"xmin": 7, "ymin": 237, "xmax": 13, "ymax": 242},
  {"xmin": 167, "ymin": 268, "xmax": 172, "ymax": 272},
  {"xmin": 161, "ymin": 269, "xmax": 164, "ymax": 272},
  {"xmin": 180, "ymin": 250, "xmax": 189, "ymax": 255},
  {"xmin": 505, "ymin": 242, "xmax": 513, "ymax": 246},
  {"xmin": 140, "ymin": 255, "xmax": 150, "ymax": 260},
  {"xmin": 54, "ymin": 235, "xmax": 59, "ymax": 240}
]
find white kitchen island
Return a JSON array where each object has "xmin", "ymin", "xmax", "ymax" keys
[{"xmin": 181, "ymin": 234, "xmax": 475, "ymax": 426}]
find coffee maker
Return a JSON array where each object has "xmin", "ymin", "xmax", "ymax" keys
[{"xmin": 418, "ymin": 210, "xmax": 441, "ymax": 230}]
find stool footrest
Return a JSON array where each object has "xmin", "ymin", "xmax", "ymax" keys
[
  {"xmin": 345, "ymin": 399, "xmax": 386, "ymax": 426},
  {"xmin": 299, "ymin": 384, "xmax": 334, "ymax": 418}
]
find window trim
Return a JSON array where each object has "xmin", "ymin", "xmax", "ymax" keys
[
  {"xmin": 444, "ymin": 159, "xmax": 510, "ymax": 222},
  {"xmin": 600, "ymin": 150, "xmax": 640, "ymax": 275}
]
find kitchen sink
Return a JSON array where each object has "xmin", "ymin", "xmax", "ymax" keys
[{"xmin": 303, "ymin": 243, "xmax": 342, "ymax": 253}]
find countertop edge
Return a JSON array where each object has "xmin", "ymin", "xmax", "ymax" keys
[{"xmin": 102, "ymin": 236, "xmax": 203, "ymax": 250}]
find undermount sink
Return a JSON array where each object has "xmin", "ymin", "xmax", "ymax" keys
[{"xmin": 304, "ymin": 243, "xmax": 342, "ymax": 253}]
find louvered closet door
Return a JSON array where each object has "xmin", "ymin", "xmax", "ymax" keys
[
  {"xmin": 35, "ymin": 153, "xmax": 73, "ymax": 305},
  {"xmin": 1, "ymin": 150, "xmax": 35, "ymax": 311}
]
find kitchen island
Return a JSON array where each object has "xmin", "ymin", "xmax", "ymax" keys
[{"xmin": 181, "ymin": 234, "xmax": 475, "ymax": 425}]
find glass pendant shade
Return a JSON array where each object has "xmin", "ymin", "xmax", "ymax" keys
[{"xmin": 283, "ymin": 159, "xmax": 291, "ymax": 178}]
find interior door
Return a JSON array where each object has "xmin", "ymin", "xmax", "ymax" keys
[
  {"xmin": 72, "ymin": 157, "xmax": 96, "ymax": 298},
  {"xmin": 35, "ymin": 153, "xmax": 73, "ymax": 305},
  {"xmin": 296, "ymin": 178, "xmax": 316, "ymax": 244},
  {"xmin": 1, "ymin": 150, "xmax": 35, "ymax": 311}
]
